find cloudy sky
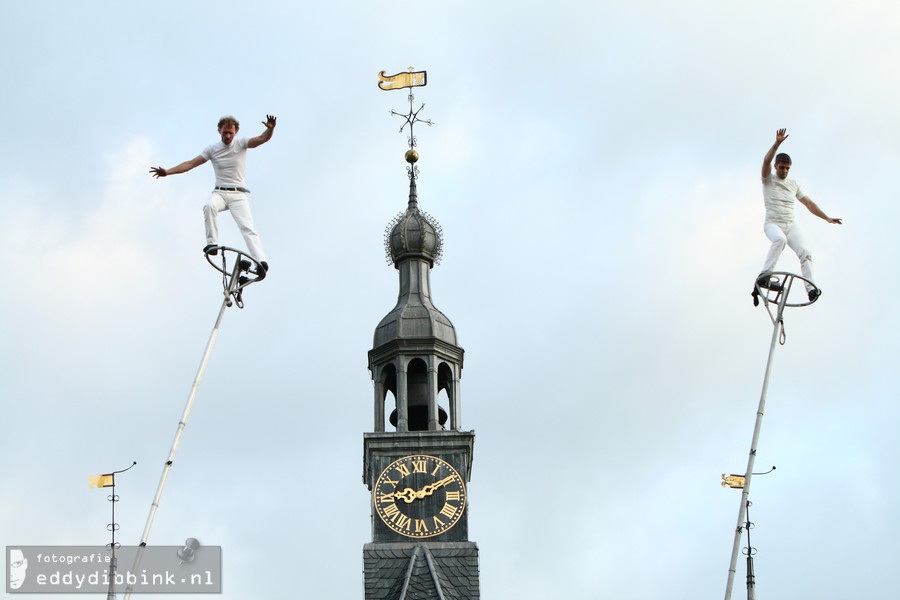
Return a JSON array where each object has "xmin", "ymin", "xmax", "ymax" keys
[{"xmin": 2, "ymin": 0, "xmax": 898, "ymax": 598}]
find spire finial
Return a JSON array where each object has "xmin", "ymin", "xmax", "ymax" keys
[{"xmin": 407, "ymin": 162, "xmax": 418, "ymax": 210}]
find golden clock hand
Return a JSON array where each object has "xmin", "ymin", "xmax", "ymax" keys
[
  {"xmin": 418, "ymin": 475, "xmax": 455, "ymax": 498},
  {"xmin": 392, "ymin": 488, "xmax": 417, "ymax": 503},
  {"xmin": 434, "ymin": 475, "xmax": 455, "ymax": 489},
  {"xmin": 389, "ymin": 475, "xmax": 457, "ymax": 505}
]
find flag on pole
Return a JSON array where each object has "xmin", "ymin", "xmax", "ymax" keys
[
  {"xmin": 89, "ymin": 474, "xmax": 114, "ymax": 488},
  {"xmin": 378, "ymin": 69, "xmax": 427, "ymax": 91},
  {"xmin": 721, "ymin": 474, "xmax": 746, "ymax": 489}
]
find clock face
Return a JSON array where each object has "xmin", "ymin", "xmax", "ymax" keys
[{"xmin": 374, "ymin": 454, "xmax": 467, "ymax": 538}]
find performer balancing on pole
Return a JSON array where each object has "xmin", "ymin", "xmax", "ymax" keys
[
  {"xmin": 150, "ymin": 115, "xmax": 276, "ymax": 275},
  {"xmin": 757, "ymin": 129, "xmax": 841, "ymax": 301}
]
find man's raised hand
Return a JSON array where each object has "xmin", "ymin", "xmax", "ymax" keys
[
  {"xmin": 775, "ymin": 128, "xmax": 789, "ymax": 144},
  {"xmin": 149, "ymin": 166, "xmax": 167, "ymax": 178},
  {"xmin": 262, "ymin": 115, "xmax": 277, "ymax": 129}
]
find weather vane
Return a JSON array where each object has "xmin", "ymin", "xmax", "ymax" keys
[
  {"xmin": 89, "ymin": 460, "xmax": 136, "ymax": 600},
  {"xmin": 378, "ymin": 67, "xmax": 432, "ymax": 177}
]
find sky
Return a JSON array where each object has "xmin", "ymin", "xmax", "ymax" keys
[{"xmin": 2, "ymin": 0, "xmax": 899, "ymax": 598}]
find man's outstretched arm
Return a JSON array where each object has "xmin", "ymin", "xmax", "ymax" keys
[
  {"xmin": 149, "ymin": 155, "xmax": 207, "ymax": 178},
  {"xmin": 799, "ymin": 196, "xmax": 842, "ymax": 224},
  {"xmin": 762, "ymin": 128, "xmax": 789, "ymax": 180},
  {"xmin": 248, "ymin": 115, "xmax": 277, "ymax": 149}
]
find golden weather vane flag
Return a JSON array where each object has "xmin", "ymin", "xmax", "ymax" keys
[
  {"xmin": 88, "ymin": 473, "xmax": 114, "ymax": 488},
  {"xmin": 721, "ymin": 474, "xmax": 746, "ymax": 489},
  {"xmin": 378, "ymin": 69, "xmax": 427, "ymax": 91}
]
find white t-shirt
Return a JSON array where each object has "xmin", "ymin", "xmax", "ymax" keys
[
  {"xmin": 762, "ymin": 173, "xmax": 805, "ymax": 224},
  {"xmin": 201, "ymin": 138, "xmax": 250, "ymax": 187}
]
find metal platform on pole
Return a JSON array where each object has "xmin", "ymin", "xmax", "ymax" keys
[
  {"xmin": 122, "ymin": 246, "xmax": 262, "ymax": 599},
  {"xmin": 205, "ymin": 245, "xmax": 267, "ymax": 308},
  {"xmin": 723, "ymin": 272, "xmax": 820, "ymax": 600}
]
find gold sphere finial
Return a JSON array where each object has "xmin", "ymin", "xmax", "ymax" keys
[{"xmin": 405, "ymin": 149, "xmax": 419, "ymax": 164}]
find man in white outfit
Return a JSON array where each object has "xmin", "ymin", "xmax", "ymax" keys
[
  {"xmin": 150, "ymin": 114, "xmax": 276, "ymax": 275},
  {"xmin": 757, "ymin": 128, "xmax": 841, "ymax": 301}
]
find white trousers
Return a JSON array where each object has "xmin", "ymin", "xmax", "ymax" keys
[
  {"xmin": 761, "ymin": 221, "xmax": 813, "ymax": 290},
  {"xmin": 203, "ymin": 190, "xmax": 267, "ymax": 263}
]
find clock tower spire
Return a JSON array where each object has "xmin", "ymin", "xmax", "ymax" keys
[{"xmin": 363, "ymin": 71, "xmax": 480, "ymax": 599}]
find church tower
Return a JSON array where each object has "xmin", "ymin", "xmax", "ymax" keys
[{"xmin": 362, "ymin": 116, "xmax": 480, "ymax": 598}]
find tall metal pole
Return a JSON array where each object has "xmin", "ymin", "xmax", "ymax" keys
[
  {"xmin": 106, "ymin": 476, "xmax": 119, "ymax": 600},
  {"xmin": 724, "ymin": 281, "xmax": 791, "ymax": 600},
  {"xmin": 123, "ymin": 259, "xmax": 241, "ymax": 600},
  {"xmin": 744, "ymin": 500, "xmax": 756, "ymax": 600},
  {"xmin": 93, "ymin": 461, "xmax": 134, "ymax": 600}
]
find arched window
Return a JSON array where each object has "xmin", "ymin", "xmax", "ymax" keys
[{"xmin": 381, "ymin": 364, "xmax": 397, "ymax": 432}]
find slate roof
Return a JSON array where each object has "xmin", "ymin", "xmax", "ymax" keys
[{"xmin": 363, "ymin": 542, "xmax": 480, "ymax": 600}]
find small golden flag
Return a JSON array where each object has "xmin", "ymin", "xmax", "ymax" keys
[
  {"xmin": 378, "ymin": 70, "xmax": 427, "ymax": 91},
  {"xmin": 721, "ymin": 474, "xmax": 746, "ymax": 489},
  {"xmin": 89, "ymin": 474, "xmax": 114, "ymax": 488}
]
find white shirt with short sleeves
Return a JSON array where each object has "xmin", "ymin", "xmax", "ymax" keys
[
  {"xmin": 201, "ymin": 138, "xmax": 250, "ymax": 188},
  {"xmin": 762, "ymin": 173, "xmax": 805, "ymax": 224}
]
